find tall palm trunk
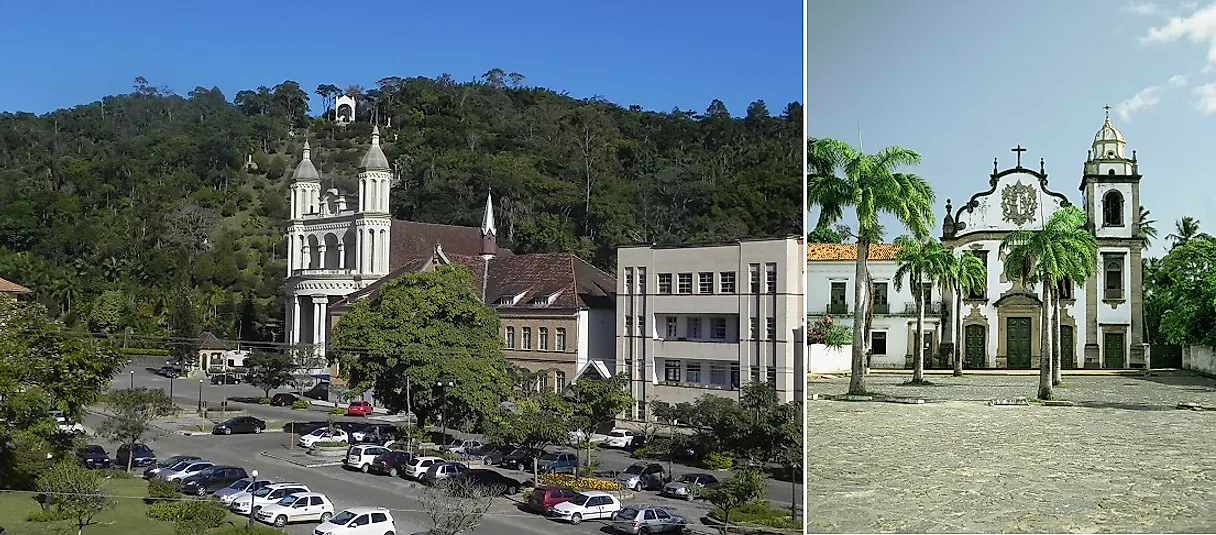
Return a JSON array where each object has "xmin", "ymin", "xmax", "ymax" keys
[
  {"xmin": 912, "ymin": 271, "xmax": 926, "ymax": 383},
  {"xmin": 952, "ymin": 281, "xmax": 964, "ymax": 376},
  {"xmin": 862, "ymin": 269, "xmax": 876, "ymax": 374},
  {"xmin": 848, "ymin": 240, "xmax": 871, "ymax": 395},
  {"xmin": 1052, "ymin": 285, "xmax": 1063, "ymax": 385},
  {"xmin": 1037, "ymin": 280, "xmax": 1053, "ymax": 400}
]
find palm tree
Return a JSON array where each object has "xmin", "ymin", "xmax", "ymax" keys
[
  {"xmin": 808, "ymin": 138, "xmax": 936, "ymax": 395},
  {"xmin": 1000, "ymin": 206, "xmax": 1096, "ymax": 399},
  {"xmin": 893, "ymin": 236, "xmax": 944, "ymax": 384},
  {"xmin": 1167, "ymin": 216, "xmax": 1211, "ymax": 249},
  {"xmin": 1136, "ymin": 206, "xmax": 1157, "ymax": 248},
  {"xmin": 936, "ymin": 249, "xmax": 987, "ymax": 376}
]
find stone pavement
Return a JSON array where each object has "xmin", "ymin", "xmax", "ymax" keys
[{"xmin": 807, "ymin": 372, "xmax": 1216, "ymax": 533}]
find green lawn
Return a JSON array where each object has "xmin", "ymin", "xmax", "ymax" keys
[{"xmin": 0, "ymin": 476, "xmax": 278, "ymax": 535}]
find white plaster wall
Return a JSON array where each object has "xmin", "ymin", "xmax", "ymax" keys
[
  {"xmin": 1092, "ymin": 182, "xmax": 1135, "ymax": 239},
  {"xmin": 953, "ymin": 170, "xmax": 1068, "ymax": 236},
  {"xmin": 1182, "ymin": 345, "xmax": 1216, "ymax": 376},
  {"xmin": 817, "ymin": 314, "xmax": 915, "ymax": 369},
  {"xmin": 805, "ymin": 259, "xmax": 919, "ymax": 315},
  {"xmin": 585, "ymin": 308, "xmax": 616, "ymax": 364},
  {"xmin": 1096, "ymin": 247, "xmax": 1133, "ymax": 325},
  {"xmin": 809, "ymin": 344, "xmax": 851, "ymax": 374}
]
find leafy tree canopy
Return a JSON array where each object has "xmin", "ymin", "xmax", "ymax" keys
[
  {"xmin": 243, "ymin": 349, "xmax": 295, "ymax": 398},
  {"xmin": 1147, "ymin": 237, "xmax": 1216, "ymax": 346}
]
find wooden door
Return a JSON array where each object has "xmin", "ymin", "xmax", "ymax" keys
[
  {"xmin": 965, "ymin": 324, "xmax": 985, "ymax": 368},
  {"xmin": 1060, "ymin": 325, "xmax": 1075, "ymax": 369},
  {"xmin": 1104, "ymin": 332, "xmax": 1126, "ymax": 368},
  {"xmin": 1006, "ymin": 317, "xmax": 1032, "ymax": 369}
]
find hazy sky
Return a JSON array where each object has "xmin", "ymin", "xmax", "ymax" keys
[
  {"xmin": 0, "ymin": 0, "xmax": 802, "ymax": 118},
  {"xmin": 808, "ymin": 0, "xmax": 1215, "ymax": 257}
]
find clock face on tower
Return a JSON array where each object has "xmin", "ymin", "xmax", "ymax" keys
[{"xmin": 1001, "ymin": 181, "xmax": 1038, "ymax": 226}]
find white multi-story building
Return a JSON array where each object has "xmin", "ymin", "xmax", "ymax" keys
[{"xmin": 616, "ymin": 237, "xmax": 806, "ymax": 417}]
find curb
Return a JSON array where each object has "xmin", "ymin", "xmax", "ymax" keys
[{"xmin": 259, "ymin": 450, "xmax": 344, "ymax": 468}]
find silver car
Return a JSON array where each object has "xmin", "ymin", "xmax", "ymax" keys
[
  {"xmin": 610, "ymin": 505, "xmax": 686, "ymax": 534},
  {"xmin": 213, "ymin": 477, "xmax": 274, "ymax": 505},
  {"xmin": 158, "ymin": 460, "xmax": 215, "ymax": 482},
  {"xmin": 616, "ymin": 462, "xmax": 668, "ymax": 492},
  {"xmin": 661, "ymin": 473, "xmax": 720, "ymax": 501}
]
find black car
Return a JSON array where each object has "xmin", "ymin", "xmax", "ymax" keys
[
  {"xmin": 467, "ymin": 444, "xmax": 514, "ymax": 465},
  {"xmin": 212, "ymin": 416, "xmax": 266, "ymax": 435},
  {"xmin": 179, "ymin": 465, "xmax": 249, "ymax": 496},
  {"xmin": 453, "ymin": 469, "xmax": 523, "ymax": 495},
  {"xmin": 625, "ymin": 434, "xmax": 649, "ymax": 452},
  {"xmin": 210, "ymin": 374, "xmax": 241, "ymax": 385},
  {"xmin": 78, "ymin": 445, "xmax": 111, "ymax": 469},
  {"xmin": 351, "ymin": 424, "xmax": 397, "ymax": 445},
  {"xmin": 497, "ymin": 447, "xmax": 541, "ymax": 471},
  {"xmin": 157, "ymin": 366, "xmax": 183, "ymax": 378},
  {"xmin": 143, "ymin": 455, "xmax": 202, "ymax": 479},
  {"xmin": 368, "ymin": 451, "xmax": 413, "ymax": 477},
  {"xmin": 116, "ymin": 443, "xmax": 157, "ymax": 468},
  {"xmin": 269, "ymin": 393, "xmax": 299, "ymax": 406}
]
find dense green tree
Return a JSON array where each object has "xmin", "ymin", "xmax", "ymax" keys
[
  {"xmin": 37, "ymin": 461, "xmax": 115, "ymax": 535},
  {"xmin": 97, "ymin": 388, "xmax": 176, "ymax": 472},
  {"xmin": 1148, "ymin": 237, "xmax": 1216, "ymax": 346},
  {"xmin": 565, "ymin": 374, "xmax": 635, "ymax": 466},
  {"xmin": 934, "ymin": 248, "xmax": 986, "ymax": 377},
  {"xmin": 330, "ymin": 265, "xmax": 513, "ymax": 427},
  {"xmin": 484, "ymin": 397, "xmax": 575, "ymax": 482},
  {"xmin": 244, "ymin": 349, "xmax": 295, "ymax": 399},
  {"xmin": 1166, "ymin": 216, "xmax": 1210, "ymax": 249},
  {"xmin": 893, "ymin": 236, "xmax": 944, "ymax": 385}
]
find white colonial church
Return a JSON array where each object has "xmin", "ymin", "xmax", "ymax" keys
[{"xmin": 807, "ymin": 109, "xmax": 1145, "ymax": 370}]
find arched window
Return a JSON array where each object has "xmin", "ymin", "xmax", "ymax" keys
[{"xmin": 1102, "ymin": 190, "xmax": 1124, "ymax": 226}]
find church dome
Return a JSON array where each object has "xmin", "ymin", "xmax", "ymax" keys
[
  {"xmin": 359, "ymin": 125, "xmax": 391, "ymax": 171},
  {"xmin": 292, "ymin": 141, "xmax": 320, "ymax": 181},
  {"xmin": 1091, "ymin": 107, "xmax": 1128, "ymax": 160},
  {"xmin": 1093, "ymin": 110, "xmax": 1125, "ymax": 144}
]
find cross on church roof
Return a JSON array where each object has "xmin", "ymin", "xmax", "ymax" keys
[
  {"xmin": 1011, "ymin": 144, "xmax": 1027, "ymax": 167},
  {"xmin": 1104, "ymin": 104, "xmax": 1112, "ymax": 119}
]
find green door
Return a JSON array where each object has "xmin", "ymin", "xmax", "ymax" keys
[
  {"xmin": 965, "ymin": 325, "xmax": 985, "ymax": 368},
  {"xmin": 1006, "ymin": 317, "xmax": 1032, "ymax": 369},
  {"xmin": 1060, "ymin": 325, "xmax": 1075, "ymax": 369},
  {"xmin": 1104, "ymin": 332, "xmax": 1126, "ymax": 368}
]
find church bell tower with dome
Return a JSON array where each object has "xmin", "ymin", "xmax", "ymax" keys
[{"xmin": 1079, "ymin": 105, "xmax": 1144, "ymax": 368}]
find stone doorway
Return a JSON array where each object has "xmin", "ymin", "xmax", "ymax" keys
[
  {"xmin": 1104, "ymin": 332, "xmax": 1126, "ymax": 368},
  {"xmin": 964, "ymin": 324, "xmax": 985, "ymax": 369},
  {"xmin": 1006, "ymin": 317, "xmax": 1033, "ymax": 369},
  {"xmin": 1060, "ymin": 325, "xmax": 1075, "ymax": 369}
]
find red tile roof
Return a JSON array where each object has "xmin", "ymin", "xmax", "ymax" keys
[
  {"xmin": 0, "ymin": 277, "xmax": 32, "ymax": 294},
  {"xmin": 806, "ymin": 243, "xmax": 899, "ymax": 261}
]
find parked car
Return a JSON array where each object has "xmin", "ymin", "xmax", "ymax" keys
[
  {"xmin": 180, "ymin": 466, "xmax": 249, "ymax": 496},
  {"xmin": 617, "ymin": 463, "xmax": 669, "ymax": 492},
  {"xmin": 624, "ymin": 434, "xmax": 649, "ymax": 452},
  {"xmin": 419, "ymin": 462, "xmax": 468, "ymax": 485},
  {"xmin": 269, "ymin": 393, "xmax": 300, "ymax": 406},
  {"xmin": 497, "ymin": 447, "xmax": 541, "ymax": 471},
  {"xmin": 143, "ymin": 455, "xmax": 201, "ymax": 479},
  {"xmin": 661, "ymin": 473, "xmax": 720, "ymax": 500},
  {"xmin": 77, "ymin": 445, "xmax": 111, "ymax": 469},
  {"xmin": 441, "ymin": 439, "xmax": 483, "ymax": 454},
  {"xmin": 116, "ymin": 443, "xmax": 157, "ymax": 468},
  {"xmin": 466, "ymin": 444, "xmax": 513, "ymax": 465},
  {"xmin": 535, "ymin": 451, "xmax": 579, "ymax": 474},
  {"xmin": 50, "ymin": 410, "xmax": 85, "ymax": 434},
  {"xmin": 314, "ymin": 507, "xmax": 396, "ymax": 535},
  {"xmin": 610, "ymin": 505, "xmax": 686, "ymax": 534},
  {"xmin": 212, "ymin": 416, "xmax": 266, "ymax": 435},
  {"xmin": 524, "ymin": 485, "xmax": 579, "ymax": 514},
  {"xmin": 603, "ymin": 429, "xmax": 638, "ymax": 449},
  {"xmin": 367, "ymin": 451, "xmax": 413, "ymax": 477},
  {"xmin": 210, "ymin": 374, "xmax": 241, "ymax": 385},
  {"xmin": 158, "ymin": 460, "xmax": 216, "ymax": 482},
  {"xmin": 214, "ymin": 477, "xmax": 274, "ymax": 505},
  {"xmin": 403, "ymin": 456, "xmax": 445, "ymax": 480},
  {"xmin": 346, "ymin": 400, "xmax": 374, "ymax": 416},
  {"xmin": 230, "ymin": 482, "xmax": 311, "ymax": 516},
  {"xmin": 452, "ymin": 469, "xmax": 522, "ymax": 495},
  {"xmin": 156, "ymin": 366, "xmax": 182, "ymax": 378},
  {"xmin": 254, "ymin": 492, "xmax": 335, "ymax": 527},
  {"xmin": 298, "ymin": 427, "xmax": 349, "ymax": 448},
  {"xmin": 343, "ymin": 445, "xmax": 390, "ymax": 473},
  {"xmin": 350, "ymin": 424, "xmax": 397, "ymax": 445},
  {"xmin": 546, "ymin": 491, "xmax": 623, "ymax": 524}
]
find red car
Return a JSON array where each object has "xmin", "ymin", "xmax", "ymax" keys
[
  {"xmin": 529, "ymin": 485, "xmax": 578, "ymax": 514},
  {"xmin": 346, "ymin": 400, "xmax": 374, "ymax": 416}
]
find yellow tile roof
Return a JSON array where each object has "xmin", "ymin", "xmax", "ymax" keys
[
  {"xmin": 0, "ymin": 277, "xmax": 32, "ymax": 294},
  {"xmin": 806, "ymin": 243, "xmax": 900, "ymax": 261}
]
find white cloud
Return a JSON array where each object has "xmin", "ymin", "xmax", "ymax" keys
[
  {"xmin": 1115, "ymin": 74, "xmax": 1191, "ymax": 120},
  {"xmin": 1195, "ymin": 83, "xmax": 1216, "ymax": 113},
  {"xmin": 1141, "ymin": 3, "xmax": 1216, "ymax": 63},
  {"xmin": 1123, "ymin": 1, "xmax": 1161, "ymax": 16}
]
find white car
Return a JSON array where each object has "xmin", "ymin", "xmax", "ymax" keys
[
  {"xmin": 403, "ymin": 456, "xmax": 444, "ymax": 480},
  {"xmin": 254, "ymin": 492, "xmax": 335, "ymax": 527},
  {"xmin": 213, "ymin": 477, "xmax": 274, "ymax": 505},
  {"xmin": 314, "ymin": 507, "xmax": 396, "ymax": 535},
  {"xmin": 298, "ymin": 427, "xmax": 349, "ymax": 448},
  {"xmin": 344, "ymin": 445, "xmax": 390, "ymax": 473},
  {"xmin": 441, "ymin": 439, "xmax": 483, "ymax": 454},
  {"xmin": 547, "ymin": 491, "xmax": 622, "ymax": 524},
  {"xmin": 230, "ymin": 482, "xmax": 311, "ymax": 515},
  {"xmin": 50, "ymin": 411, "xmax": 85, "ymax": 434},
  {"xmin": 602, "ymin": 429, "xmax": 638, "ymax": 449},
  {"xmin": 158, "ymin": 460, "xmax": 215, "ymax": 482}
]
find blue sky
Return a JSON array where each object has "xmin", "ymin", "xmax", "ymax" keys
[
  {"xmin": 0, "ymin": 0, "xmax": 802, "ymax": 118},
  {"xmin": 808, "ymin": 0, "xmax": 1216, "ymax": 257}
]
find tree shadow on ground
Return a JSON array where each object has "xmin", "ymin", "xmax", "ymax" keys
[
  {"xmin": 1071, "ymin": 401, "xmax": 1177, "ymax": 412},
  {"xmin": 1126, "ymin": 370, "xmax": 1216, "ymax": 389}
]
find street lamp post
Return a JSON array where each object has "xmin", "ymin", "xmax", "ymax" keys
[
  {"xmin": 197, "ymin": 380, "xmax": 204, "ymax": 412},
  {"xmin": 129, "ymin": 370, "xmax": 134, "ymax": 389},
  {"xmin": 246, "ymin": 469, "xmax": 259, "ymax": 530},
  {"xmin": 668, "ymin": 419, "xmax": 678, "ymax": 477},
  {"xmin": 169, "ymin": 374, "xmax": 175, "ymax": 399},
  {"xmin": 436, "ymin": 379, "xmax": 454, "ymax": 445}
]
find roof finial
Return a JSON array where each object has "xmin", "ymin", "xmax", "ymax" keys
[
  {"xmin": 481, "ymin": 190, "xmax": 497, "ymax": 235},
  {"xmin": 993, "ymin": 157, "xmax": 998, "ymax": 174},
  {"xmin": 302, "ymin": 140, "xmax": 311, "ymax": 161},
  {"xmin": 371, "ymin": 125, "xmax": 381, "ymax": 147},
  {"xmin": 1040, "ymin": 157, "xmax": 1045, "ymax": 175},
  {"xmin": 1103, "ymin": 104, "xmax": 1112, "ymax": 121}
]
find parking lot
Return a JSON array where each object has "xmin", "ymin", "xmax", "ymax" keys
[
  {"xmin": 806, "ymin": 372, "xmax": 1216, "ymax": 533},
  {"xmin": 89, "ymin": 365, "xmax": 784, "ymax": 534}
]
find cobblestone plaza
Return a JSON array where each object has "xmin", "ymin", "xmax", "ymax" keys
[{"xmin": 807, "ymin": 372, "xmax": 1216, "ymax": 533}]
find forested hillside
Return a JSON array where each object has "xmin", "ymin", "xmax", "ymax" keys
[{"xmin": 0, "ymin": 72, "xmax": 801, "ymax": 344}]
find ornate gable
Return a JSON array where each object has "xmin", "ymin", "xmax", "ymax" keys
[{"xmin": 948, "ymin": 151, "xmax": 1072, "ymax": 238}]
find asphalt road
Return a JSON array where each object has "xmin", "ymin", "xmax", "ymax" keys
[{"xmin": 114, "ymin": 365, "xmax": 800, "ymax": 511}]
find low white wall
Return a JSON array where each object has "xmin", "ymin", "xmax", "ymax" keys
[
  {"xmin": 809, "ymin": 344, "xmax": 852, "ymax": 374},
  {"xmin": 1182, "ymin": 345, "xmax": 1216, "ymax": 376}
]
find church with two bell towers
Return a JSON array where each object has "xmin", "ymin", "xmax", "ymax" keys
[{"xmin": 939, "ymin": 107, "xmax": 1145, "ymax": 370}]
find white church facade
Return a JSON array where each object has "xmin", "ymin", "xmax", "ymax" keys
[{"xmin": 808, "ymin": 110, "xmax": 1145, "ymax": 369}]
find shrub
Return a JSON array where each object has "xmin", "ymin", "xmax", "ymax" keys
[
  {"xmin": 26, "ymin": 509, "xmax": 70, "ymax": 522},
  {"xmin": 537, "ymin": 473, "xmax": 624, "ymax": 492},
  {"xmin": 806, "ymin": 315, "xmax": 851, "ymax": 347},
  {"xmin": 146, "ymin": 498, "xmax": 227, "ymax": 527},
  {"xmin": 291, "ymin": 400, "xmax": 310, "ymax": 410},
  {"xmin": 147, "ymin": 478, "xmax": 180, "ymax": 502},
  {"xmin": 210, "ymin": 524, "xmax": 283, "ymax": 535},
  {"xmin": 99, "ymin": 467, "xmax": 131, "ymax": 479},
  {"xmin": 709, "ymin": 500, "xmax": 801, "ymax": 529},
  {"xmin": 703, "ymin": 452, "xmax": 735, "ymax": 470},
  {"xmin": 118, "ymin": 347, "xmax": 170, "ymax": 356},
  {"xmin": 258, "ymin": 398, "xmax": 271, "ymax": 405},
  {"xmin": 630, "ymin": 447, "xmax": 660, "ymax": 459},
  {"xmin": 329, "ymin": 406, "xmax": 346, "ymax": 415},
  {"xmin": 313, "ymin": 441, "xmax": 346, "ymax": 448}
]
